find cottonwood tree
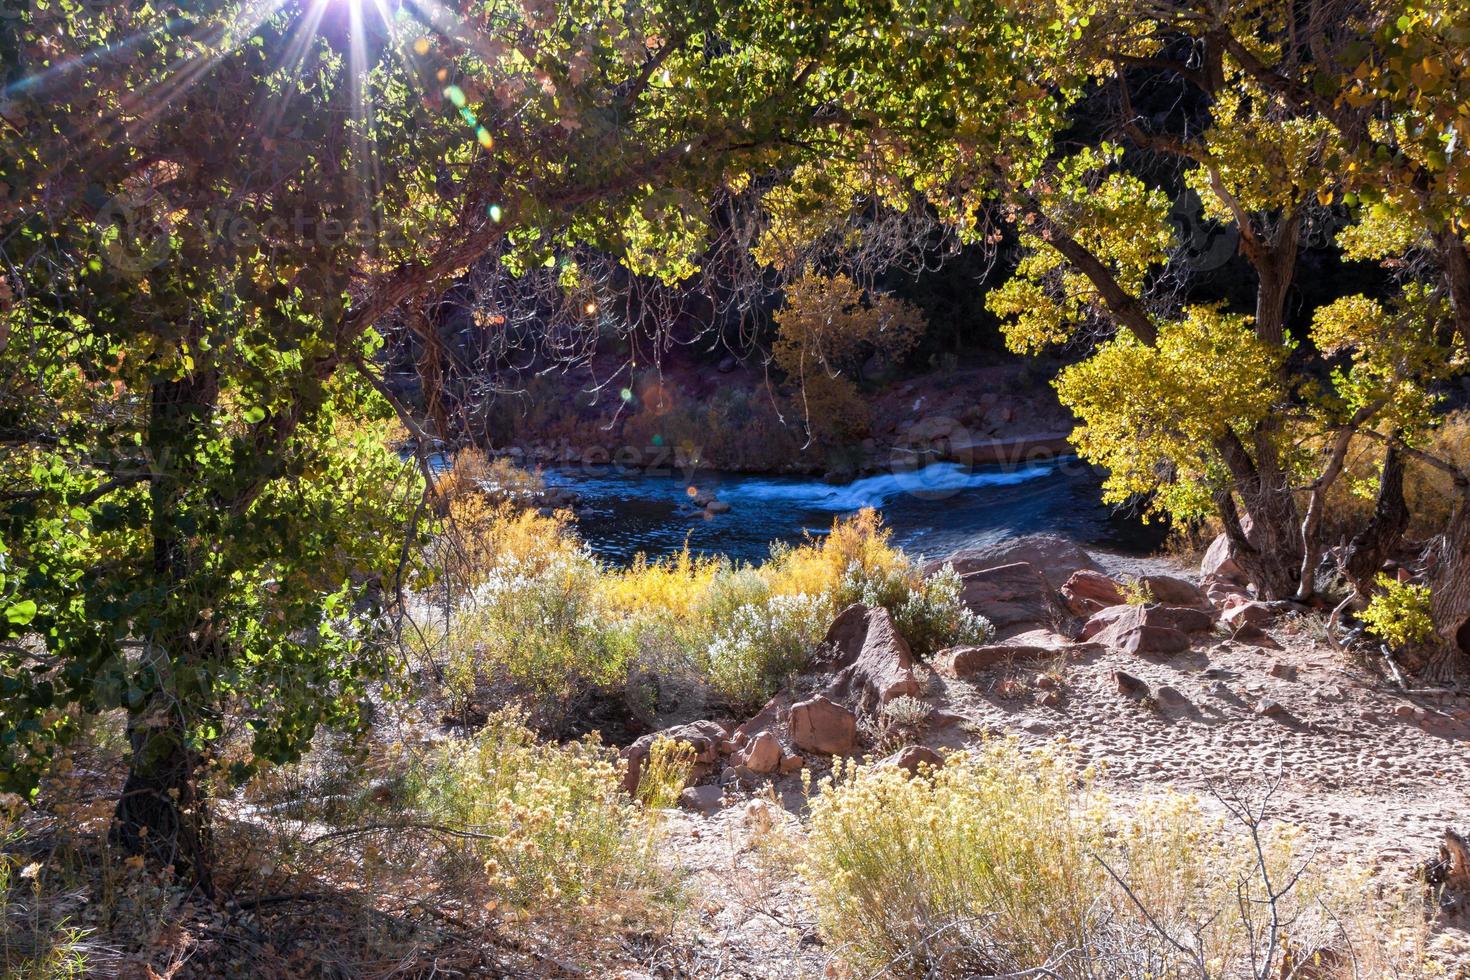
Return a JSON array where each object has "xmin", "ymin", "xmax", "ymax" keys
[
  {"xmin": 969, "ymin": 0, "xmax": 1470, "ymax": 673},
  {"xmin": 0, "ymin": 0, "xmax": 1082, "ymax": 882}
]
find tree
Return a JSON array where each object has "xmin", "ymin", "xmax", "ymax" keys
[
  {"xmin": 0, "ymin": 0, "xmax": 1082, "ymax": 880},
  {"xmin": 965, "ymin": 0, "xmax": 1470, "ymax": 671}
]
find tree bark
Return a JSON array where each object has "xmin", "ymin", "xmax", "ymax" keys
[
  {"xmin": 112, "ymin": 698, "xmax": 212, "ymax": 891},
  {"xmin": 1340, "ymin": 443, "xmax": 1410, "ymax": 598},
  {"xmin": 1425, "ymin": 498, "xmax": 1470, "ymax": 682},
  {"xmin": 1214, "ymin": 431, "xmax": 1303, "ymax": 600}
]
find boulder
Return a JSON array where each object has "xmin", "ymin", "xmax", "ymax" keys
[
  {"xmin": 1222, "ymin": 601, "xmax": 1274, "ymax": 630},
  {"xmin": 680, "ymin": 784, "xmax": 725, "ymax": 813},
  {"xmin": 778, "ymin": 753, "xmax": 805, "ymax": 774},
  {"xmin": 928, "ymin": 534, "xmax": 1099, "ymax": 589},
  {"xmin": 1091, "ymin": 606, "xmax": 1193, "ymax": 656},
  {"xmin": 788, "ymin": 696, "xmax": 859, "ymax": 755},
  {"xmin": 955, "ymin": 561, "xmax": 1061, "ymax": 632},
  {"xmin": 936, "ymin": 643, "xmax": 1053, "ymax": 679},
  {"xmin": 1060, "ymin": 569, "xmax": 1126, "ymax": 616},
  {"xmin": 1231, "ymin": 623, "xmax": 1282, "ymax": 649},
  {"xmin": 816, "ymin": 605, "xmax": 921, "ymax": 715},
  {"xmin": 1201, "ymin": 533, "xmax": 1246, "ymax": 582},
  {"xmin": 1080, "ymin": 603, "xmax": 1213, "ymax": 641},
  {"xmin": 1114, "ymin": 670, "xmax": 1150, "ymax": 697},
  {"xmin": 736, "ymin": 732, "xmax": 782, "ymax": 774},
  {"xmin": 705, "ymin": 499, "xmax": 732, "ymax": 515},
  {"xmin": 621, "ymin": 720, "xmax": 726, "ymax": 794},
  {"xmin": 1135, "ymin": 575, "xmax": 1210, "ymax": 609},
  {"xmin": 882, "ymin": 745, "xmax": 944, "ymax": 776}
]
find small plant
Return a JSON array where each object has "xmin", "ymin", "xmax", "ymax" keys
[
  {"xmin": 881, "ymin": 695, "xmax": 933, "ymax": 730},
  {"xmin": 1361, "ymin": 575, "xmax": 1435, "ymax": 649},
  {"xmin": 635, "ymin": 735, "xmax": 697, "ymax": 811},
  {"xmin": 1122, "ymin": 577, "xmax": 1156, "ymax": 606}
]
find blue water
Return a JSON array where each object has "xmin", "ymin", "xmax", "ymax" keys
[{"xmin": 539, "ymin": 459, "xmax": 1162, "ymax": 566}]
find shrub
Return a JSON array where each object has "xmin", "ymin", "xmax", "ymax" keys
[
  {"xmin": 1361, "ymin": 575, "xmax": 1435, "ymax": 649},
  {"xmin": 702, "ymin": 592, "xmax": 829, "ymax": 711},
  {"xmin": 802, "ymin": 742, "xmax": 1434, "ymax": 978},
  {"xmin": 406, "ymin": 709, "xmax": 674, "ymax": 921}
]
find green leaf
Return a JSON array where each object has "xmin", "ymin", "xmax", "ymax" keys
[{"xmin": 5, "ymin": 601, "xmax": 38, "ymax": 626}]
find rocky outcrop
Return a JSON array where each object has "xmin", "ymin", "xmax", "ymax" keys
[
  {"xmin": 788, "ymin": 696, "xmax": 859, "ymax": 755},
  {"xmin": 815, "ymin": 605, "xmax": 921, "ymax": 715},
  {"xmin": 1061, "ymin": 569, "xmax": 1126, "ymax": 616},
  {"xmin": 955, "ymin": 561, "xmax": 1061, "ymax": 632}
]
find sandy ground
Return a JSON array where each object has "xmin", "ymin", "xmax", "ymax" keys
[{"xmin": 648, "ymin": 560, "xmax": 1470, "ymax": 978}]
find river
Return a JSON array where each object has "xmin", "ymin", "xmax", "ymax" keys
[{"xmin": 538, "ymin": 458, "xmax": 1164, "ymax": 566}]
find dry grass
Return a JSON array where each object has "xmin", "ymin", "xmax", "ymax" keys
[{"xmin": 801, "ymin": 741, "xmax": 1439, "ymax": 979}]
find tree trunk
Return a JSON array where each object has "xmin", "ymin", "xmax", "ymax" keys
[
  {"xmin": 1424, "ymin": 499, "xmax": 1470, "ymax": 682},
  {"xmin": 1214, "ymin": 432, "xmax": 1303, "ymax": 600},
  {"xmin": 109, "ymin": 374, "xmax": 218, "ymax": 889},
  {"xmin": 1341, "ymin": 443, "xmax": 1410, "ymax": 598},
  {"xmin": 111, "ymin": 699, "xmax": 213, "ymax": 892}
]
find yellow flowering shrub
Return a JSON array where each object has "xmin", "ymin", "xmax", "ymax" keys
[
  {"xmin": 802, "ymin": 742, "xmax": 1436, "ymax": 978},
  {"xmin": 1361, "ymin": 575, "xmax": 1436, "ymax": 649},
  {"xmin": 407, "ymin": 708, "xmax": 674, "ymax": 922}
]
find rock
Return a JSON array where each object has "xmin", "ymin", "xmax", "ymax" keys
[
  {"xmin": 1256, "ymin": 698, "xmax": 1288, "ymax": 718},
  {"xmin": 1060, "ymin": 569, "xmax": 1126, "ymax": 616},
  {"xmin": 1314, "ymin": 684, "xmax": 1346, "ymax": 702},
  {"xmin": 1156, "ymin": 686, "xmax": 1191, "ymax": 711},
  {"xmin": 1114, "ymin": 670, "xmax": 1150, "ymax": 698},
  {"xmin": 788, "ymin": 696, "xmax": 859, "ymax": 755},
  {"xmin": 882, "ymin": 745, "xmax": 944, "ymax": 776},
  {"xmin": 954, "ymin": 561, "xmax": 1061, "ymax": 632},
  {"xmin": 1201, "ymin": 573, "xmax": 1252, "ymax": 609},
  {"xmin": 1038, "ymin": 689, "xmax": 1063, "ymax": 708},
  {"xmin": 1231, "ymin": 624, "xmax": 1282, "ymax": 649},
  {"xmin": 1021, "ymin": 719, "xmax": 1053, "ymax": 735},
  {"xmin": 1201, "ymin": 533, "xmax": 1246, "ymax": 582},
  {"xmin": 814, "ymin": 605, "xmax": 921, "ymax": 715},
  {"xmin": 1090, "ymin": 605, "xmax": 1195, "ymax": 655},
  {"xmin": 778, "ymin": 753, "xmax": 805, "ymax": 774},
  {"xmin": 1222, "ymin": 601, "xmax": 1274, "ymax": 629},
  {"xmin": 733, "ymin": 695, "xmax": 789, "ymax": 741},
  {"xmin": 717, "ymin": 356, "xmax": 737, "ymax": 373},
  {"xmin": 936, "ymin": 644, "xmax": 1053, "ymax": 678},
  {"xmin": 928, "ymin": 534, "xmax": 1099, "ymax": 589},
  {"xmin": 680, "ymin": 784, "xmax": 725, "ymax": 814},
  {"xmin": 705, "ymin": 499, "xmax": 732, "ymax": 515},
  {"xmin": 1079, "ymin": 603, "xmax": 1213, "ymax": 640},
  {"xmin": 1135, "ymin": 575, "xmax": 1211, "ymax": 609},
  {"xmin": 1268, "ymin": 662, "xmax": 1298, "ymax": 681},
  {"xmin": 737, "ymin": 732, "xmax": 782, "ymax": 774},
  {"xmin": 621, "ymin": 720, "xmax": 726, "ymax": 794}
]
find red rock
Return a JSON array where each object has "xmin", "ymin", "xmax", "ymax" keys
[
  {"xmin": 1087, "ymin": 605, "xmax": 1211, "ymax": 643},
  {"xmin": 955, "ymin": 561, "xmax": 1060, "ymax": 631},
  {"xmin": 926, "ymin": 535, "xmax": 1099, "ymax": 589},
  {"xmin": 788, "ymin": 696, "xmax": 859, "ymax": 755},
  {"xmin": 1231, "ymin": 624, "xmax": 1282, "ymax": 649},
  {"xmin": 1222, "ymin": 601, "xmax": 1274, "ymax": 629},
  {"xmin": 936, "ymin": 644, "xmax": 1053, "ymax": 678},
  {"xmin": 778, "ymin": 753, "xmax": 804, "ymax": 774},
  {"xmin": 680, "ymin": 784, "xmax": 725, "ymax": 813},
  {"xmin": 819, "ymin": 605, "xmax": 920, "ymax": 715},
  {"xmin": 1268, "ymin": 662, "xmax": 1298, "ymax": 681},
  {"xmin": 1201, "ymin": 533, "xmax": 1246, "ymax": 582},
  {"xmin": 737, "ymin": 732, "xmax": 782, "ymax": 774},
  {"xmin": 882, "ymin": 745, "xmax": 944, "ymax": 776},
  {"xmin": 1114, "ymin": 670, "xmax": 1150, "ymax": 697},
  {"xmin": 620, "ymin": 720, "xmax": 727, "ymax": 794},
  {"xmin": 1038, "ymin": 689, "xmax": 1063, "ymax": 708},
  {"xmin": 1135, "ymin": 575, "xmax": 1210, "ymax": 609},
  {"xmin": 733, "ymin": 695, "xmax": 789, "ymax": 741},
  {"xmin": 1060, "ymin": 569, "xmax": 1126, "ymax": 616}
]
